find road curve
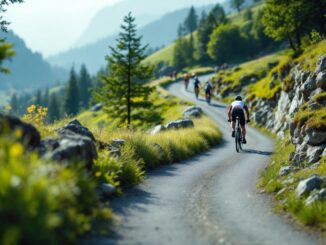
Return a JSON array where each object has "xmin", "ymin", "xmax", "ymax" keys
[{"xmin": 88, "ymin": 74, "xmax": 320, "ymax": 245}]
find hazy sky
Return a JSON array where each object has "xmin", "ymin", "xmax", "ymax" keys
[
  {"xmin": 4, "ymin": 0, "xmax": 221, "ymax": 57},
  {"xmin": 4, "ymin": 0, "xmax": 121, "ymax": 57}
]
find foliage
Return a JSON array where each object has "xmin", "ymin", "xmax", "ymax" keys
[
  {"xmin": 48, "ymin": 94, "xmax": 60, "ymax": 123},
  {"xmin": 96, "ymin": 13, "xmax": 154, "ymax": 127},
  {"xmin": 22, "ymin": 105, "xmax": 48, "ymax": 128},
  {"xmin": 78, "ymin": 65, "xmax": 92, "ymax": 109},
  {"xmin": 0, "ymin": 133, "xmax": 112, "ymax": 245},
  {"xmin": 207, "ymin": 24, "xmax": 247, "ymax": 64},
  {"xmin": 262, "ymin": 0, "xmax": 326, "ymax": 52},
  {"xmin": 183, "ymin": 6, "xmax": 198, "ymax": 34},
  {"xmin": 293, "ymin": 108, "xmax": 326, "ymax": 131},
  {"xmin": 0, "ymin": 0, "xmax": 23, "ymax": 31}
]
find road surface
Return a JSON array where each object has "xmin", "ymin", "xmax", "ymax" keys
[{"xmin": 88, "ymin": 74, "xmax": 320, "ymax": 245}]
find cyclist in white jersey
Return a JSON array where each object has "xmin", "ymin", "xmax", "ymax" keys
[{"xmin": 227, "ymin": 96, "xmax": 250, "ymax": 144}]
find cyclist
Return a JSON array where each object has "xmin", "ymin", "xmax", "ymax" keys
[
  {"xmin": 227, "ymin": 96, "xmax": 250, "ymax": 144},
  {"xmin": 204, "ymin": 81, "xmax": 213, "ymax": 104},
  {"xmin": 183, "ymin": 73, "xmax": 190, "ymax": 90},
  {"xmin": 193, "ymin": 73, "xmax": 201, "ymax": 99}
]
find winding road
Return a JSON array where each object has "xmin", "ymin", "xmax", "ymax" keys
[{"xmin": 88, "ymin": 74, "xmax": 320, "ymax": 245}]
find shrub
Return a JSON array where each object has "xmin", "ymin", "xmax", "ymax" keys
[{"xmin": 0, "ymin": 133, "xmax": 112, "ymax": 245}]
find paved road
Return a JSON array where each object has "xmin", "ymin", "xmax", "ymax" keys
[{"xmin": 88, "ymin": 74, "xmax": 320, "ymax": 245}]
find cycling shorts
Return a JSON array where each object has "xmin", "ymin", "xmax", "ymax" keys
[{"xmin": 231, "ymin": 108, "xmax": 246, "ymax": 126}]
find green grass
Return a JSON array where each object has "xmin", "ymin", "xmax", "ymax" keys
[
  {"xmin": 294, "ymin": 107, "xmax": 326, "ymax": 131},
  {"xmin": 258, "ymin": 136, "xmax": 326, "ymax": 235}
]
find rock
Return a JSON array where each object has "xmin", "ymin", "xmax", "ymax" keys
[
  {"xmin": 305, "ymin": 127, "xmax": 326, "ymax": 146},
  {"xmin": 57, "ymin": 119, "xmax": 95, "ymax": 142},
  {"xmin": 111, "ymin": 139, "xmax": 125, "ymax": 148},
  {"xmin": 98, "ymin": 183, "xmax": 116, "ymax": 198},
  {"xmin": 315, "ymin": 54, "xmax": 326, "ymax": 74},
  {"xmin": 182, "ymin": 106, "xmax": 203, "ymax": 118},
  {"xmin": 308, "ymin": 101, "xmax": 322, "ymax": 110},
  {"xmin": 306, "ymin": 145, "xmax": 325, "ymax": 164},
  {"xmin": 291, "ymin": 142, "xmax": 308, "ymax": 166},
  {"xmin": 316, "ymin": 71, "xmax": 326, "ymax": 90},
  {"xmin": 295, "ymin": 175, "xmax": 324, "ymax": 197},
  {"xmin": 165, "ymin": 119, "xmax": 194, "ymax": 130},
  {"xmin": 305, "ymin": 188, "xmax": 326, "ymax": 205},
  {"xmin": 279, "ymin": 166, "xmax": 292, "ymax": 176},
  {"xmin": 42, "ymin": 133, "xmax": 97, "ymax": 170},
  {"xmin": 151, "ymin": 125, "xmax": 166, "ymax": 135},
  {"xmin": 300, "ymin": 75, "xmax": 316, "ymax": 101},
  {"xmin": 91, "ymin": 103, "xmax": 103, "ymax": 112},
  {"xmin": 0, "ymin": 113, "xmax": 41, "ymax": 149}
]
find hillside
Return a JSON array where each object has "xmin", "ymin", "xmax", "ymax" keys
[
  {"xmin": 75, "ymin": 0, "xmax": 231, "ymax": 47},
  {"xmin": 144, "ymin": 3, "xmax": 264, "ymax": 65},
  {"xmin": 0, "ymin": 31, "xmax": 68, "ymax": 92},
  {"xmin": 48, "ymin": 5, "xmax": 215, "ymax": 74}
]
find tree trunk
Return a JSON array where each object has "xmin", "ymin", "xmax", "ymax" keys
[{"xmin": 288, "ymin": 35, "xmax": 296, "ymax": 52}]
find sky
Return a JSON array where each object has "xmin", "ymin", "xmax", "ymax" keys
[{"xmin": 4, "ymin": 0, "xmax": 122, "ymax": 57}]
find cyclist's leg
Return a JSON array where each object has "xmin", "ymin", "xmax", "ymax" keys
[
  {"xmin": 239, "ymin": 111, "xmax": 247, "ymax": 143},
  {"xmin": 231, "ymin": 110, "xmax": 237, "ymax": 137}
]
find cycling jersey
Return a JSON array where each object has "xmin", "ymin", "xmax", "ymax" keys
[
  {"xmin": 231, "ymin": 101, "xmax": 247, "ymax": 110},
  {"xmin": 205, "ymin": 83, "xmax": 212, "ymax": 93},
  {"xmin": 194, "ymin": 78, "xmax": 200, "ymax": 88}
]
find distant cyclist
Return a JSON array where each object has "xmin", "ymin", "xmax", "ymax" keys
[
  {"xmin": 227, "ymin": 96, "xmax": 250, "ymax": 144},
  {"xmin": 193, "ymin": 73, "xmax": 200, "ymax": 99},
  {"xmin": 204, "ymin": 81, "xmax": 213, "ymax": 104},
  {"xmin": 183, "ymin": 73, "xmax": 190, "ymax": 90}
]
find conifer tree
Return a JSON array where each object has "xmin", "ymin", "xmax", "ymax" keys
[
  {"xmin": 230, "ymin": 0, "xmax": 245, "ymax": 13},
  {"xmin": 9, "ymin": 93, "xmax": 18, "ymax": 114},
  {"xmin": 48, "ymin": 94, "xmax": 60, "ymax": 122},
  {"xmin": 78, "ymin": 64, "xmax": 92, "ymax": 109},
  {"xmin": 96, "ymin": 12, "xmax": 153, "ymax": 127},
  {"xmin": 35, "ymin": 90, "xmax": 42, "ymax": 105},
  {"xmin": 43, "ymin": 89, "xmax": 49, "ymax": 108},
  {"xmin": 184, "ymin": 6, "xmax": 198, "ymax": 66},
  {"xmin": 64, "ymin": 68, "xmax": 80, "ymax": 116}
]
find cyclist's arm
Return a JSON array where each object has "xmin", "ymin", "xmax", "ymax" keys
[
  {"xmin": 244, "ymin": 106, "xmax": 250, "ymax": 121},
  {"xmin": 228, "ymin": 106, "xmax": 232, "ymax": 121}
]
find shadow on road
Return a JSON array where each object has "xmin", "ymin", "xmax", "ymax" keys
[{"xmin": 242, "ymin": 149, "xmax": 273, "ymax": 156}]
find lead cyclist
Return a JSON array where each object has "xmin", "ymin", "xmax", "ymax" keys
[{"xmin": 227, "ymin": 95, "xmax": 250, "ymax": 144}]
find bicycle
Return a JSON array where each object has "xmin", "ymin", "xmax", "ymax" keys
[
  {"xmin": 205, "ymin": 92, "xmax": 211, "ymax": 104},
  {"xmin": 234, "ymin": 117, "xmax": 243, "ymax": 153},
  {"xmin": 194, "ymin": 87, "xmax": 199, "ymax": 99}
]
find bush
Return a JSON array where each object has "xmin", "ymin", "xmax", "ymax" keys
[{"xmin": 0, "ymin": 133, "xmax": 112, "ymax": 245}]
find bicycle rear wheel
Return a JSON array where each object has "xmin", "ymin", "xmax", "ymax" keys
[{"xmin": 235, "ymin": 130, "xmax": 240, "ymax": 153}]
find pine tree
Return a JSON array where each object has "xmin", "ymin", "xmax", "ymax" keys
[
  {"xmin": 78, "ymin": 64, "xmax": 92, "ymax": 109},
  {"xmin": 48, "ymin": 94, "xmax": 60, "ymax": 122},
  {"xmin": 43, "ymin": 88, "xmax": 50, "ymax": 107},
  {"xmin": 9, "ymin": 93, "xmax": 18, "ymax": 115},
  {"xmin": 35, "ymin": 90, "xmax": 42, "ymax": 106},
  {"xmin": 96, "ymin": 12, "xmax": 154, "ymax": 127},
  {"xmin": 230, "ymin": 0, "xmax": 245, "ymax": 12},
  {"xmin": 183, "ymin": 6, "xmax": 198, "ymax": 67},
  {"xmin": 197, "ymin": 4, "xmax": 227, "ymax": 63},
  {"xmin": 64, "ymin": 68, "xmax": 80, "ymax": 116}
]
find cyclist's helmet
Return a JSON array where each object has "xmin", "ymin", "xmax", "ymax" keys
[{"xmin": 235, "ymin": 95, "xmax": 242, "ymax": 101}]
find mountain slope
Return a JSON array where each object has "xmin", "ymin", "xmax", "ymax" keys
[
  {"xmin": 48, "ymin": 5, "xmax": 214, "ymax": 74},
  {"xmin": 76, "ymin": 0, "xmax": 229, "ymax": 48},
  {"xmin": 0, "ymin": 31, "xmax": 68, "ymax": 92}
]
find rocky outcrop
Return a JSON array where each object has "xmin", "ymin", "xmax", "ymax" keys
[
  {"xmin": 251, "ymin": 54, "xmax": 326, "ymax": 166},
  {"xmin": 165, "ymin": 119, "xmax": 194, "ymax": 130},
  {"xmin": 295, "ymin": 175, "xmax": 324, "ymax": 197},
  {"xmin": 91, "ymin": 103, "xmax": 103, "ymax": 112}
]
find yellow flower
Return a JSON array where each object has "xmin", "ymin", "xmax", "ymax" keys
[
  {"xmin": 9, "ymin": 143, "xmax": 24, "ymax": 157},
  {"xmin": 95, "ymin": 172, "xmax": 102, "ymax": 177},
  {"xmin": 27, "ymin": 105, "xmax": 36, "ymax": 113}
]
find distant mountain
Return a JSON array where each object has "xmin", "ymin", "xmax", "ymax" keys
[
  {"xmin": 75, "ymin": 0, "xmax": 228, "ymax": 48},
  {"xmin": 0, "ymin": 31, "xmax": 68, "ymax": 92},
  {"xmin": 49, "ymin": 5, "xmax": 216, "ymax": 74}
]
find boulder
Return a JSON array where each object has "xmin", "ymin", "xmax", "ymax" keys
[
  {"xmin": 306, "ymin": 145, "xmax": 325, "ymax": 164},
  {"xmin": 165, "ymin": 119, "xmax": 194, "ymax": 130},
  {"xmin": 315, "ymin": 54, "xmax": 326, "ymax": 74},
  {"xmin": 182, "ymin": 106, "xmax": 203, "ymax": 118},
  {"xmin": 305, "ymin": 127, "xmax": 326, "ymax": 146},
  {"xmin": 151, "ymin": 125, "xmax": 166, "ymax": 135},
  {"xmin": 0, "ymin": 113, "xmax": 40, "ymax": 149},
  {"xmin": 316, "ymin": 71, "xmax": 326, "ymax": 90},
  {"xmin": 42, "ymin": 133, "xmax": 97, "ymax": 170},
  {"xmin": 305, "ymin": 188, "xmax": 326, "ymax": 205},
  {"xmin": 57, "ymin": 119, "xmax": 95, "ymax": 142},
  {"xmin": 295, "ymin": 175, "xmax": 324, "ymax": 197},
  {"xmin": 91, "ymin": 103, "xmax": 103, "ymax": 112},
  {"xmin": 279, "ymin": 166, "xmax": 292, "ymax": 176}
]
